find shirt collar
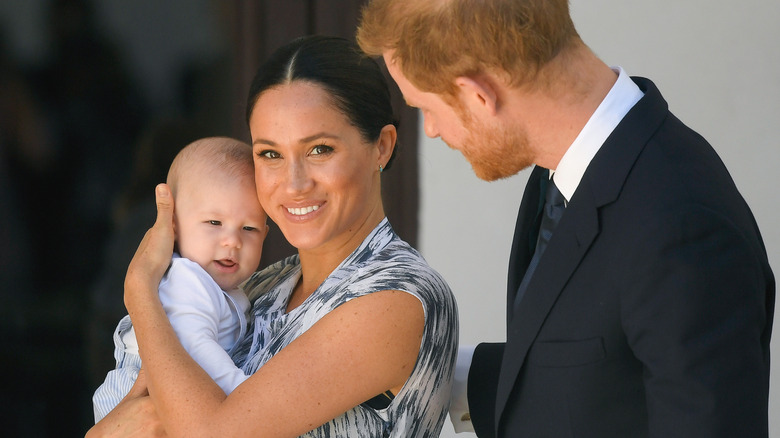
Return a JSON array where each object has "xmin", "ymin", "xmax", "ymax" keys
[{"xmin": 551, "ymin": 67, "xmax": 644, "ymax": 201}]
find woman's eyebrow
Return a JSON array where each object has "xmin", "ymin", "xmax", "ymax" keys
[
  {"xmin": 252, "ymin": 132, "xmax": 340, "ymax": 147},
  {"xmin": 298, "ymin": 132, "xmax": 340, "ymax": 143}
]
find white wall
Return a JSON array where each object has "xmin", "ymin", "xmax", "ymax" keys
[{"xmin": 422, "ymin": 1, "xmax": 780, "ymax": 436}]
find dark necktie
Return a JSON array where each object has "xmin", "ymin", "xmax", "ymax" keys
[{"xmin": 513, "ymin": 176, "xmax": 566, "ymax": 312}]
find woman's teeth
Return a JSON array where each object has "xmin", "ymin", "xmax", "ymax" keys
[{"xmin": 287, "ymin": 205, "xmax": 319, "ymax": 216}]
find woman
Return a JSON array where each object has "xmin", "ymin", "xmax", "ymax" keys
[{"xmin": 87, "ymin": 35, "xmax": 458, "ymax": 437}]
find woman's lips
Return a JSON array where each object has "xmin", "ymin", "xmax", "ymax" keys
[{"xmin": 286, "ymin": 205, "xmax": 319, "ymax": 216}]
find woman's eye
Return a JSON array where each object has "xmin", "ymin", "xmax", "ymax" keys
[
  {"xmin": 257, "ymin": 150, "xmax": 280, "ymax": 159},
  {"xmin": 208, "ymin": 220, "xmax": 221, "ymax": 226},
  {"xmin": 311, "ymin": 144, "xmax": 333, "ymax": 155}
]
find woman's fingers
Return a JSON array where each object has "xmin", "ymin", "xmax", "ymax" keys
[
  {"xmin": 146, "ymin": 183, "xmax": 175, "ymax": 264},
  {"xmin": 124, "ymin": 184, "xmax": 176, "ymax": 309},
  {"xmin": 86, "ymin": 373, "xmax": 166, "ymax": 438},
  {"xmin": 128, "ymin": 367, "xmax": 150, "ymax": 398},
  {"xmin": 153, "ymin": 183, "xmax": 174, "ymax": 238}
]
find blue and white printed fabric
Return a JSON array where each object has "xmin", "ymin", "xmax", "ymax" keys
[{"xmin": 232, "ymin": 218, "xmax": 458, "ymax": 437}]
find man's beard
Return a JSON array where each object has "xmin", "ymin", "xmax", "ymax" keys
[{"xmin": 453, "ymin": 112, "xmax": 535, "ymax": 182}]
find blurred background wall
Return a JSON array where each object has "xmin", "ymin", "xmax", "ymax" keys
[
  {"xmin": 0, "ymin": 0, "xmax": 776, "ymax": 436},
  {"xmin": 0, "ymin": 1, "xmax": 416, "ymax": 435}
]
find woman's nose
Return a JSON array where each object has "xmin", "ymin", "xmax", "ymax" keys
[{"xmin": 286, "ymin": 160, "xmax": 314, "ymax": 193}]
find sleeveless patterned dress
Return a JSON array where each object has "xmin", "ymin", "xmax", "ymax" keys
[{"xmin": 231, "ymin": 218, "xmax": 458, "ymax": 437}]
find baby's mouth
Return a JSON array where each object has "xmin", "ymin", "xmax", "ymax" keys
[{"xmin": 216, "ymin": 259, "xmax": 236, "ymax": 268}]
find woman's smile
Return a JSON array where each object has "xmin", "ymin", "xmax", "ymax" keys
[{"xmin": 286, "ymin": 204, "xmax": 321, "ymax": 216}]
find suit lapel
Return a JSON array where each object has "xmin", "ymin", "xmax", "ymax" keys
[
  {"xmin": 493, "ymin": 76, "xmax": 671, "ymax": 431},
  {"xmin": 495, "ymin": 188, "xmax": 600, "ymax": 426}
]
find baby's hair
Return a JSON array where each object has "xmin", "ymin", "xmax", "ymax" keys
[{"xmin": 167, "ymin": 137, "xmax": 254, "ymax": 197}]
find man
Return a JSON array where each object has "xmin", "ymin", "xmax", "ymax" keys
[{"xmin": 358, "ymin": 1, "xmax": 774, "ymax": 437}]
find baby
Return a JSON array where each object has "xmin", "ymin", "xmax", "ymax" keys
[{"xmin": 92, "ymin": 137, "xmax": 267, "ymax": 422}]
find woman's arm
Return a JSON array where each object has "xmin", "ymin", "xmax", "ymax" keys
[{"xmin": 122, "ymin": 184, "xmax": 425, "ymax": 438}]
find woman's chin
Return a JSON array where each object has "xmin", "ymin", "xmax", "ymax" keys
[{"xmin": 279, "ymin": 231, "xmax": 324, "ymax": 252}]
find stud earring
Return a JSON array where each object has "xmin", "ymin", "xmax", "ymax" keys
[{"xmin": 379, "ymin": 165, "xmax": 384, "ymax": 173}]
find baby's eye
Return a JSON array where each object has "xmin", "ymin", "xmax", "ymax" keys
[
  {"xmin": 243, "ymin": 226, "xmax": 258, "ymax": 232},
  {"xmin": 208, "ymin": 220, "xmax": 221, "ymax": 226},
  {"xmin": 311, "ymin": 144, "xmax": 333, "ymax": 155}
]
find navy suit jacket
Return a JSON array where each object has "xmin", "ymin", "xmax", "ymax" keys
[{"xmin": 468, "ymin": 77, "xmax": 775, "ymax": 438}]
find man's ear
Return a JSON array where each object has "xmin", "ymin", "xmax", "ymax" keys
[{"xmin": 455, "ymin": 75, "xmax": 499, "ymax": 116}]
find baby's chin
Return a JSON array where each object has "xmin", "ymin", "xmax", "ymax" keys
[
  {"xmin": 216, "ymin": 279, "xmax": 240, "ymax": 291},
  {"xmin": 216, "ymin": 273, "xmax": 254, "ymax": 291}
]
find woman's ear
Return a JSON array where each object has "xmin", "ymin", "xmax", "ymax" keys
[
  {"xmin": 454, "ymin": 74, "xmax": 499, "ymax": 116},
  {"xmin": 376, "ymin": 124, "xmax": 397, "ymax": 168}
]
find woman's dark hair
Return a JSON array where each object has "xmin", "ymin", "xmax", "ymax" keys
[{"xmin": 246, "ymin": 35, "xmax": 399, "ymax": 170}]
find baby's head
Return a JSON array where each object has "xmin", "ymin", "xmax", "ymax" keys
[{"xmin": 167, "ymin": 137, "xmax": 267, "ymax": 290}]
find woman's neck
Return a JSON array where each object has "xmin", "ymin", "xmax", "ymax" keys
[{"xmin": 286, "ymin": 209, "xmax": 385, "ymax": 312}]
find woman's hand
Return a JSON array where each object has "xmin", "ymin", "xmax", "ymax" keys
[
  {"xmin": 124, "ymin": 184, "xmax": 175, "ymax": 314},
  {"xmin": 85, "ymin": 369, "xmax": 166, "ymax": 437}
]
